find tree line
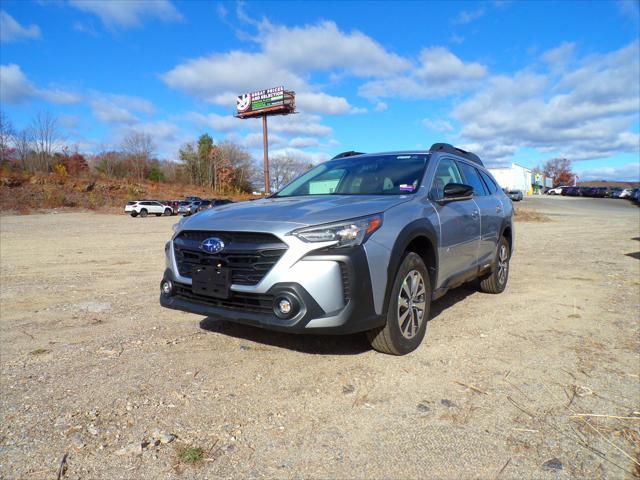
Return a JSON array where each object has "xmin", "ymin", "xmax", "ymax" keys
[{"xmin": 0, "ymin": 110, "xmax": 314, "ymax": 193}]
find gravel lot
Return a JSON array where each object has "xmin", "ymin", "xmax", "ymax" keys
[{"xmin": 1, "ymin": 197, "xmax": 639, "ymax": 479}]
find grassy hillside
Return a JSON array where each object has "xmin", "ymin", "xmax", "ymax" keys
[{"xmin": 0, "ymin": 172, "xmax": 253, "ymax": 214}]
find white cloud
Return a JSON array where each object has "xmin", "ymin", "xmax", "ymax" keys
[
  {"xmin": 296, "ymin": 92, "xmax": 356, "ymax": 115},
  {"xmin": 0, "ymin": 10, "xmax": 41, "ymax": 43},
  {"xmin": 0, "ymin": 64, "xmax": 35, "ymax": 103},
  {"xmin": 259, "ymin": 21, "xmax": 410, "ymax": 77},
  {"xmin": 68, "ymin": 0, "xmax": 182, "ymax": 28},
  {"xmin": 162, "ymin": 19, "xmax": 410, "ymax": 110},
  {"xmin": 542, "ymin": 41, "xmax": 576, "ymax": 66},
  {"xmin": 423, "ymin": 118, "xmax": 454, "ymax": 133},
  {"xmin": 374, "ymin": 102, "xmax": 388, "ymax": 112},
  {"xmin": 359, "ymin": 47, "xmax": 487, "ymax": 99},
  {"xmin": 186, "ymin": 112, "xmax": 244, "ymax": 132},
  {"xmin": 163, "ymin": 50, "xmax": 307, "ymax": 106},
  {"xmin": 453, "ymin": 41, "xmax": 640, "ymax": 162},
  {"xmin": 453, "ymin": 8, "xmax": 485, "ymax": 25},
  {"xmin": 90, "ymin": 94, "xmax": 154, "ymax": 124},
  {"xmin": 288, "ymin": 137, "xmax": 320, "ymax": 148},
  {"xmin": 576, "ymin": 162, "xmax": 640, "ymax": 181},
  {"xmin": 0, "ymin": 64, "xmax": 81, "ymax": 105},
  {"xmin": 269, "ymin": 113, "xmax": 332, "ymax": 137}
]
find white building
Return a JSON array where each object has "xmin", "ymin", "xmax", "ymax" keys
[{"xmin": 488, "ymin": 163, "xmax": 533, "ymax": 194}]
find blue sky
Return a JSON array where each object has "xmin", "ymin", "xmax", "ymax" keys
[{"xmin": 1, "ymin": 0, "xmax": 639, "ymax": 181}]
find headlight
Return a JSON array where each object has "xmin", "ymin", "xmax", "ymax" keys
[{"xmin": 290, "ymin": 214, "xmax": 383, "ymax": 248}]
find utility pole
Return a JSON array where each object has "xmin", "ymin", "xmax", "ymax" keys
[{"xmin": 262, "ymin": 115, "xmax": 270, "ymax": 195}]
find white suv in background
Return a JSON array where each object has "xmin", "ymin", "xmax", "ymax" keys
[
  {"xmin": 547, "ymin": 186, "xmax": 570, "ymax": 195},
  {"xmin": 125, "ymin": 201, "xmax": 173, "ymax": 217}
]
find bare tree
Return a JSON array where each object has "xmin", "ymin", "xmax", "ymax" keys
[
  {"xmin": 31, "ymin": 111, "xmax": 60, "ymax": 171},
  {"xmin": 0, "ymin": 111, "xmax": 15, "ymax": 162},
  {"xmin": 269, "ymin": 155, "xmax": 313, "ymax": 191},
  {"xmin": 122, "ymin": 131, "xmax": 155, "ymax": 180},
  {"xmin": 94, "ymin": 151, "xmax": 122, "ymax": 178},
  {"xmin": 14, "ymin": 128, "xmax": 34, "ymax": 171},
  {"xmin": 219, "ymin": 141, "xmax": 256, "ymax": 191}
]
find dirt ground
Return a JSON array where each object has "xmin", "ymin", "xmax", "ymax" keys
[{"xmin": 1, "ymin": 196, "xmax": 639, "ymax": 479}]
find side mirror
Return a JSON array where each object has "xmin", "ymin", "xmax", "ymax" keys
[{"xmin": 441, "ymin": 183, "xmax": 474, "ymax": 202}]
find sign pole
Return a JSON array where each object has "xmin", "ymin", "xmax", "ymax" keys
[{"xmin": 262, "ymin": 115, "xmax": 270, "ymax": 195}]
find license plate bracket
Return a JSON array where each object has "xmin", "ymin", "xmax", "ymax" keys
[{"xmin": 192, "ymin": 265, "xmax": 231, "ymax": 299}]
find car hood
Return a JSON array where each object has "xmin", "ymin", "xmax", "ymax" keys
[{"xmin": 177, "ymin": 195, "xmax": 413, "ymax": 235}]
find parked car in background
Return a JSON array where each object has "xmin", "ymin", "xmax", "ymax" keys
[
  {"xmin": 125, "ymin": 200, "xmax": 172, "ymax": 217},
  {"xmin": 185, "ymin": 196, "xmax": 202, "ymax": 202},
  {"xmin": 561, "ymin": 187, "xmax": 580, "ymax": 196},
  {"xmin": 582, "ymin": 187, "xmax": 607, "ymax": 198},
  {"xmin": 505, "ymin": 189, "xmax": 523, "ymax": 201},
  {"xmin": 163, "ymin": 200, "xmax": 181, "ymax": 212},
  {"xmin": 192, "ymin": 200, "xmax": 213, "ymax": 213},
  {"xmin": 630, "ymin": 188, "xmax": 640, "ymax": 204},
  {"xmin": 547, "ymin": 186, "xmax": 570, "ymax": 195},
  {"xmin": 613, "ymin": 188, "xmax": 632, "ymax": 199},
  {"xmin": 178, "ymin": 201, "xmax": 201, "ymax": 216}
]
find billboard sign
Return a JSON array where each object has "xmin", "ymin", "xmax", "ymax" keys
[{"xmin": 236, "ymin": 86, "xmax": 295, "ymax": 118}]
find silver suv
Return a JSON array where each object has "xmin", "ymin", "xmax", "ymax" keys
[{"xmin": 160, "ymin": 144, "xmax": 514, "ymax": 355}]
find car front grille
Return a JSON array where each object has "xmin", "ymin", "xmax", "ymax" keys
[
  {"xmin": 173, "ymin": 230, "xmax": 288, "ymax": 285},
  {"xmin": 174, "ymin": 284, "xmax": 273, "ymax": 314}
]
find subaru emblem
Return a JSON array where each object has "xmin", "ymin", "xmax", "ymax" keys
[{"xmin": 200, "ymin": 237, "xmax": 225, "ymax": 254}]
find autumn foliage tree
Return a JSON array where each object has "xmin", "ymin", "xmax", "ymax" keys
[{"xmin": 543, "ymin": 158, "xmax": 576, "ymax": 187}]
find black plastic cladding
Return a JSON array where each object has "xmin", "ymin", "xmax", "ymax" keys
[{"xmin": 429, "ymin": 143, "xmax": 483, "ymax": 166}]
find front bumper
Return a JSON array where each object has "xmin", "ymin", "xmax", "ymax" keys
[{"xmin": 159, "ymin": 245, "xmax": 384, "ymax": 335}]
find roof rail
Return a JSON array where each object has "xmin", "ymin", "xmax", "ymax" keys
[
  {"xmin": 429, "ymin": 143, "xmax": 483, "ymax": 166},
  {"xmin": 332, "ymin": 151, "xmax": 365, "ymax": 160}
]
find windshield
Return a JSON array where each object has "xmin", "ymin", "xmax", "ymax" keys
[{"xmin": 275, "ymin": 154, "xmax": 429, "ymax": 197}]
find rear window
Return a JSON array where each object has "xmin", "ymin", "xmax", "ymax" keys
[{"xmin": 479, "ymin": 171, "xmax": 498, "ymax": 194}]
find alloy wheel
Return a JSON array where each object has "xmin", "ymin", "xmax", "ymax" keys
[{"xmin": 397, "ymin": 270, "xmax": 426, "ymax": 339}]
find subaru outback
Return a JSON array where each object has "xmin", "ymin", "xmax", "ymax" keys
[{"xmin": 160, "ymin": 143, "xmax": 514, "ymax": 355}]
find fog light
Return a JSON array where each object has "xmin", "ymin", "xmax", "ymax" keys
[
  {"xmin": 161, "ymin": 280, "xmax": 173, "ymax": 296},
  {"xmin": 273, "ymin": 294, "xmax": 299, "ymax": 319},
  {"xmin": 278, "ymin": 298, "xmax": 291, "ymax": 314}
]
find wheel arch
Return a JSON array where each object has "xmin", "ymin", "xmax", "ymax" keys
[
  {"xmin": 382, "ymin": 219, "xmax": 438, "ymax": 315},
  {"xmin": 500, "ymin": 221, "xmax": 513, "ymax": 257}
]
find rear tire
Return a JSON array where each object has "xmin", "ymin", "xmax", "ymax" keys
[
  {"xmin": 479, "ymin": 236, "xmax": 510, "ymax": 294},
  {"xmin": 366, "ymin": 252, "xmax": 431, "ymax": 355},
  {"xmin": 139, "ymin": 209, "xmax": 148, "ymax": 218},
  {"xmin": 130, "ymin": 212, "xmax": 138, "ymax": 217}
]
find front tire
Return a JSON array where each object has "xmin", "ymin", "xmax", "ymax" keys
[
  {"xmin": 367, "ymin": 252, "xmax": 431, "ymax": 355},
  {"xmin": 479, "ymin": 236, "xmax": 510, "ymax": 294},
  {"xmin": 164, "ymin": 208, "xmax": 171, "ymax": 216}
]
